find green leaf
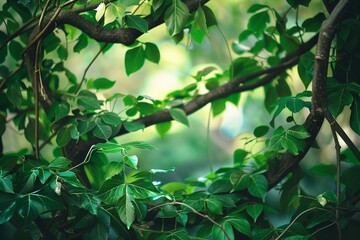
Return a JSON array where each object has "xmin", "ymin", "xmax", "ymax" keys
[
  {"xmin": 126, "ymin": 15, "xmax": 148, "ymax": 33},
  {"xmin": 79, "ymin": 193, "xmax": 101, "ymax": 215},
  {"xmin": 9, "ymin": 41, "xmax": 23, "ymax": 60},
  {"xmin": 286, "ymin": 98, "xmax": 305, "ymax": 113},
  {"xmin": 194, "ymin": 5, "xmax": 208, "ymax": 36},
  {"xmin": 227, "ymin": 217, "xmax": 251, "ymax": 236},
  {"xmin": 206, "ymin": 197, "xmax": 223, "ymax": 215},
  {"xmin": 350, "ymin": 96, "xmax": 360, "ymax": 135},
  {"xmin": 230, "ymin": 171, "xmax": 250, "ymax": 191},
  {"xmin": 208, "ymin": 179, "xmax": 232, "ymax": 194},
  {"xmin": 248, "ymin": 4, "xmax": 268, "ymax": 13},
  {"xmin": 78, "ymin": 120, "xmax": 96, "ymax": 134},
  {"xmin": 58, "ymin": 171, "xmax": 85, "ymax": 188},
  {"xmin": 287, "ymin": 0, "xmax": 311, "ymax": 8},
  {"xmin": 77, "ymin": 90, "xmax": 103, "ymax": 111},
  {"xmin": 54, "ymin": 102, "xmax": 70, "ymax": 122},
  {"xmin": 104, "ymin": 4, "xmax": 118, "ymax": 26},
  {"xmin": 203, "ymin": 6, "xmax": 217, "ymax": 27},
  {"xmin": 121, "ymin": 141, "xmax": 158, "ymax": 151},
  {"xmin": 74, "ymin": 33, "xmax": 88, "ymax": 53},
  {"xmin": 86, "ymin": 208, "xmax": 110, "ymax": 239},
  {"xmin": 233, "ymin": 149, "xmax": 248, "ymax": 164},
  {"xmin": 92, "ymin": 77, "xmax": 116, "ymax": 90},
  {"xmin": 157, "ymin": 204, "xmax": 178, "ymax": 218},
  {"xmin": 164, "ymin": 0, "xmax": 190, "ymax": 36},
  {"xmin": 246, "ymin": 204, "xmax": 263, "ymax": 222},
  {"xmin": 95, "ymin": 2, "xmax": 106, "ymax": 21},
  {"xmin": 0, "ymin": 201, "xmax": 16, "ymax": 224},
  {"xmin": 254, "ymin": 125, "xmax": 269, "ymax": 138},
  {"xmin": 157, "ymin": 229, "xmax": 190, "ymax": 240},
  {"xmin": 212, "ymin": 221, "xmax": 234, "ymax": 240},
  {"xmin": 211, "ymin": 98, "xmax": 226, "ymax": 117},
  {"xmin": 123, "ymin": 95, "xmax": 138, "ymax": 106},
  {"xmin": 144, "ymin": 42, "xmax": 160, "ymax": 64},
  {"xmin": 56, "ymin": 126, "xmax": 72, "ymax": 147},
  {"xmin": 123, "ymin": 121, "xmax": 145, "ymax": 132},
  {"xmin": 48, "ymin": 157, "xmax": 72, "ymax": 170},
  {"xmin": 287, "ymin": 125, "xmax": 310, "ymax": 139},
  {"xmin": 248, "ymin": 11, "xmax": 270, "ymax": 33},
  {"xmin": 309, "ymin": 164, "xmax": 336, "ymax": 176},
  {"xmin": 328, "ymin": 89, "xmax": 353, "ymax": 117},
  {"xmin": 0, "ymin": 170, "xmax": 14, "ymax": 193},
  {"xmin": 125, "ymin": 46, "xmax": 146, "ymax": 75},
  {"xmin": 116, "ymin": 192, "xmax": 135, "ymax": 229},
  {"xmin": 281, "ymin": 136, "xmax": 299, "ymax": 155},
  {"xmin": 18, "ymin": 191, "xmax": 63, "ymax": 223},
  {"xmin": 156, "ymin": 122, "xmax": 172, "ymax": 137},
  {"xmin": 248, "ymin": 174, "xmax": 267, "ymax": 200},
  {"xmin": 57, "ymin": 45, "xmax": 68, "ymax": 60},
  {"xmin": 302, "ymin": 13, "xmax": 326, "ymax": 32},
  {"xmin": 100, "ymin": 112, "xmax": 122, "ymax": 126},
  {"xmin": 7, "ymin": 82, "xmax": 22, "ymax": 108},
  {"xmin": 98, "ymin": 178, "xmax": 125, "ymax": 204},
  {"xmin": 169, "ymin": 108, "xmax": 189, "ymax": 126},
  {"xmin": 124, "ymin": 155, "xmax": 138, "ymax": 169},
  {"xmin": 93, "ymin": 122, "xmax": 112, "ymax": 140},
  {"xmin": 95, "ymin": 142, "xmax": 124, "ymax": 153}
]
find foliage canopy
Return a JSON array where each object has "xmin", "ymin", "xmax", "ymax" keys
[{"xmin": 0, "ymin": 0, "xmax": 360, "ymax": 239}]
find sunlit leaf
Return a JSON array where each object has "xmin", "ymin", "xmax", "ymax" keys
[
  {"xmin": 164, "ymin": 0, "xmax": 190, "ymax": 36},
  {"xmin": 116, "ymin": 191, "xmax": 135, "ymax": 229},
  {"xmin": 97, "ymin": 177, "xmax": 125, "ymax": 204},
  {"xmin": 95, "ymin": 3, "xmax": 106, "ymax": 21},
  {"xmin": 124, "ymin": 155, "xmax": 138, "ymax": 169},
  {"xmin": 169, "ymin": 108, "xmax": 189, "ymax": 126}
]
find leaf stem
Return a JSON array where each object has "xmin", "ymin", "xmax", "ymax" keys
[{"xmin": 148, "ymin": 201, "xmax": 231, "ymax": 240}]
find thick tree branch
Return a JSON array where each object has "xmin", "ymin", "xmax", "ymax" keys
[{"xmin": 266, "ymin": 0, "xmax": 350, "ymax": 188}]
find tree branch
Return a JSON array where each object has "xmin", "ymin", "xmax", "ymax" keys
[{"xmin": 266, "ymin": 0, "xmax": 350, "ymax": 188}]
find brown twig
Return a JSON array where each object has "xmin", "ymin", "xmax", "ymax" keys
[
  {"xmin": 324, "ymin": 110, "xmax": 360, "ymax": 161},
  {"xmin": 75, "ymin": 43, "xmax": 109, "ymax": 94},
  {"xmin": 328, "ymin": 114, "xmax": 342, "ymax": 240},
  {"xmin": 148, "ymin": 201, "xmax": 231, "ymax": 240},
  {"xmin": 0, "ymin": 61, "xmax": 24, "ymax": 90}
]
